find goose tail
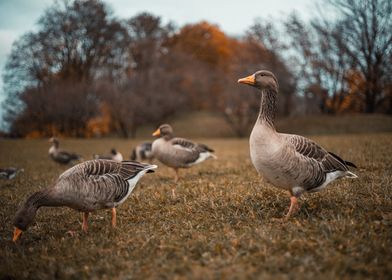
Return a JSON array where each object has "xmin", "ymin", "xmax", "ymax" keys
[
  {"xmin": 345, "ymin": 171, "xmax": 358, "ymax": 178},
  {"xmin": 145, "ymin": 164, "xmax": 158, "ymax": 173},
  {"xmin": 344, "ymin": 160, "xmax": 357, "ymax": 168},
  {"xmin": 209, "ymin": 153, "xmax": 218, "ymax": 160}
]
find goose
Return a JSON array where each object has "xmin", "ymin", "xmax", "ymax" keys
[
  {"xmin": 12, "ymin": 159, "xmax": 157, "ymax": 241},
  {"xmin": 151, "ymin": 124, "xmax": 216, "ymax": 182},
  {"xmin": 238, "ymin": 70, "xmax": 357, "ymax": 219},
  {"xmin": 130, "ymin": 142, "xmax": 154, "ymax": 162},
  {"xmin": 0, "ymin": 167, "xmax": 24, "ymax": 180},
  {"xmin": 94, "ymin": 148, "xmax": 123, "ymax": 162},
  {"xmin": 49, "ymin": 137, "xmax": 82, "ymax": 165}
]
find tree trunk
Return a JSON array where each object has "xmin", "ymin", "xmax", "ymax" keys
[{"xmin": 365, "ymin": 89, "xmax": 375, "ymax": 113}]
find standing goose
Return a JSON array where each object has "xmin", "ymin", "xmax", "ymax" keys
[
  {"xmin": 130, "ymin": 142, "xmax": 154, "ymax": 163},
  {"xmin": 238, "ymin": 70, "xmax": 357, "ymax": 219},
  {"xmin": 49, "ymin": 137, "xmax": 82, "ymax": 165},
  {"xmin": 152, "ymin": 124, "xmax": 216, "ymax": 182},
  {"xmin": 94, "ymin": 148, "xmax": 123, "ymax": 162},
  {"xmin": 0, "ymin": 167, "xmax": 24, "ymax": 180},
  {"xmin": 12, "ymin": 159, "xmax": 157, "ymax": 241}
]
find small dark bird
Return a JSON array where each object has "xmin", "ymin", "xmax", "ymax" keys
[
  {"xmin": 238, "ymin": 70, "xmax": 357, "ymax": 219},
  {"xmin": 12, "ymin": 159, "xmax": 157, "ymax": 241},
  {"xmin": 152, "ymin": 124, "xmax": 216, "ymax": 182},
  {"xmin": 49, "ymin": 137, "xmax": 82, "ymax": 165},
  {"xmin": 130, "ymin": 142, "xmax": 154, "ymax": 162},
  {"xmin": 0, "ymin": 168, "xmax": 24, "ymax": 180},
  {"xmin": 94, "ymin": 148, "xmax": 123, "ymax": 162}
]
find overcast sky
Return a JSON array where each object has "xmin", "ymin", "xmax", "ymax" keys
[{"xmin": 0, "ymin": 0, "xmax": 315, "ymax": 123}]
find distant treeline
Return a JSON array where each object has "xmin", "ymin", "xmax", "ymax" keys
[{"xmin": 2, "ymin": 0, "xmax": 391, "ymax": 138}]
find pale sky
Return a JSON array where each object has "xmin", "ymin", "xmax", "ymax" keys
[{"xmin": 0, "ymin": 0, "xmax": 315, "ymax": 124}]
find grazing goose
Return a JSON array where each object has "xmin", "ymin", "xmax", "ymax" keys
[
  {"xmin": 238, "ymin": 70, "xmax": 357, "ymax": 219},
  {"xmin": 49, "ymin": 137, "xmax": 82, "ymax": 165},
  {"xmin": 152, "ymin": 124, "xmax": 216, "ymax": 182},
  {"xmin": 12, "ymin": 160, "xmax": 157, "ymax": 241},
  {"xmin": 0, "ymin": 168, "xmax": 24, "ymax": 180},
  {"xmin": 130, "ymin": 142, "xmax": 154, "ymax": 162},
  {"xmin": 94, "ymin": 148, "xmax": 123, "ymax": 162}
]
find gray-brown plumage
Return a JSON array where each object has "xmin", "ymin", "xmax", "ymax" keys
[
  {"xmin": 130, "ymin": 142, "xmax": 154, "ymax": 162},
  {"xmin": 238, "ymin": 70, "xmax": 357, "ymax": 219},
  {"xmin": 12, "ymin": 159, "xmax": 157, "ymax": 241},
  {"xmin": 49, "ymin": 137, "xmax": 81, "ymax": 165},
  {"xmin": 0, "ymin": 167, "xmax": 24, "ymax": 180},
  {"xmin": 151, "ymin": 124, "xmax": 216, "ymax": 182}
]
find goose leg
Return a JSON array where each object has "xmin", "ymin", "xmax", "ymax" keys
[
  {"xmin": 82, "ymin": 212, "xmax": 89, "ymax": 232},
  {"xmin": 174, "ymin": 168, "xmax": 180, "ymax": 183},
  {"xmin": 111, "ymin": 208, "xmax": 117, "ymax": 228},
  {"xmin": 285, "ymin": 196, "xmax": 299, "ymax": 219}
]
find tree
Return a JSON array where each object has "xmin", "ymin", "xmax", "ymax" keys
[
  {"xmin": 2, "ymin": 0, "xmax": 127, "ymax": 136},
  {"xmin": 285, "ymin": 0, "xmax": 392, "ymax": 114},
  {"xmin": 169, "ymin": 22, "xmax": 235, "ymax": 109},
  {"xmin": 221, "ymin": 22, "xmax": 297, "ymax": 137}
]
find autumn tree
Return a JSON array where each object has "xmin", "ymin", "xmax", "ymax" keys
[
  {"xmin": 2, "ymin": 0, "xmax": 126, "ymax": 136},
  {"xmin": 169, "ymin": 22, "xmax": 235, "ymax": 109}
]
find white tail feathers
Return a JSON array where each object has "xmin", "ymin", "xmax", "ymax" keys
[
  {"xmin": 210, "ymin": 154, "xmax": 218, "ymax": 160},
  {"xmin": 345, "ymin": 171, "xmax": 358, "ymax": 178}
]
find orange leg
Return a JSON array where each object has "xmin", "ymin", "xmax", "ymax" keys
[
  {"xmin": 111, "ymin": 208, "xmax": 117, "ymax": 228},
  {"xmin": 285, "ymin": 196, "xmax": 300, "ymax": 219},
  {"xmin": 82, "ymin": 212, "xmax": 89, "ymax": 232},
  {"xmin": 173, "ymin": 168, "xmax": 180, "ymax": 183}
]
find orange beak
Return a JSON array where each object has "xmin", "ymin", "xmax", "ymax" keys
[
  {"xmin": 152, "ymin": 128, "xmax": 161, "ymax": 137},
  {"xmin": 238, "ymin": 75, "xmax": 256, "ymax": 85},
  {"xmin": 13, "ymin": 227, "xmax": 23, "ymax": 242}
]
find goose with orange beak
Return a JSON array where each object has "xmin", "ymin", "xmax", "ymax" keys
[
  {"xmin": 151, "ymin": 124, "xmax": 216, "ymax": 182},
  {"xmin": 12, "ymin": 159, "xmax": 157, "ymax": 242},
  {"xmin": 238, "ymin": 70, "xmax": 357, "ymax": 219}
]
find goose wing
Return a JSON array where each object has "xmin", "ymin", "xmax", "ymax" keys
[
  {"xmin": 54, "ymin": 150, "xmax": 80, "ymax": 163},
  {"xmin": 282, "ymin": 134, "xmax": 349, "ymax": 173},
  {"xmin": 170, "ymin": 138, "xmax": 214, "ymax": 164},
  {"xmin": 171, "ymin": 138, "xmax": 214, "ymax": 153},
  {"xmin": 58, "ymin": 160, "xmax": 154, "ymax": 206}
]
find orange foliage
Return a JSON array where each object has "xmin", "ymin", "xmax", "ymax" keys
[
  {"xmin": 25, "ymin": 125, "xmax": 66, "ymax": 139},
  {"xmin": 25, "ymin": 130, "xmax": 45, "ymax": 139},
  {"xmin": 325, "ymin": 70, "xmax": 366, "ymax": 113},
  {"xmin": 341, "ymin": 70, "xmax": 365, "ymax": 113},
  {"xmin": 172, "ymin": 21, "xmax": 235, "ymax": 71},
  {"xmin": 85, "ymin": 102, "xmax": 112, "ymax": 138}
]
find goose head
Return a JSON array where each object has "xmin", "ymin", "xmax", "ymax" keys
[
  {"xmin": 13, "ymin": 206, "xmax": 37, "ymax": 242},
  {"xmin": 238, "ymin": 70, "xmax": 278, "ymax": 91},
  {"xmin": 49, "ymin": 137, "xmax": 59, "ymax": 148},
  {"xmin": 152, "ymin": 124, "xmax": 174, "ymax": 140}
]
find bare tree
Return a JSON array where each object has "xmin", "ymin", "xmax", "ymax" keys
[
  {"xmin": 326, "ymin": 0, "xmax": 392, "ymax": 113},
  {"xmin": 285, "ymin": 0, "xmax": 392, "ymax": 114}
]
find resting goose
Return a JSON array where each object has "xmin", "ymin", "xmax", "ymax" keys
[
  {"xmin": 238, "ymin": 70, "xmax": 357, "ymax": 219},
  {"xmin": 49, "ymin": 137, "xmax": 82, "ymax": 165},
  {"xmin": 12, "ymin": 159, "xmax": 157, "ymax": 241},
  {"xmin": 94, "ymin": 148, "xmax": 123, "ymax": 162},
  {"xmin": 130, "ymin": 142, "xmax": 154, "ymax": 163},
  {"xmin": 152, "ymin": 124, "xmax": 216, "ymax": 182},
  {"xmin": 0, "ymin": 168, "xmax": 24, "ymax": 180}
]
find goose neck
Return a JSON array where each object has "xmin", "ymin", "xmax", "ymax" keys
[{"xmin": 257, "ymin": 88, "xmax": 277, "ymax": 129}]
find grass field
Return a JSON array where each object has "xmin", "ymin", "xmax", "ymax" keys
[{"xmin": 0, "ymin": 134, "xmax": 391, "ymax": 279}]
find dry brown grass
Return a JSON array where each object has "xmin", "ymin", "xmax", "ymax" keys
[{"xmin": 0, "ymin": 134, "xmax": 391, "ymax": 279}]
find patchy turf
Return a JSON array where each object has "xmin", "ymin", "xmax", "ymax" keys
[{"xmin": 0, "ymin": 134, "xmax": 391, "ymax": 279}]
